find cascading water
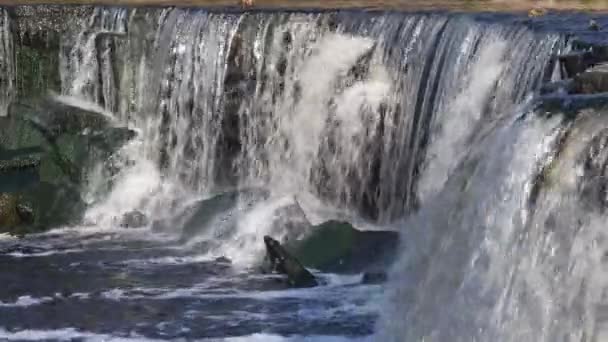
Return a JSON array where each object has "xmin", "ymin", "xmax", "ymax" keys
[
  {"xmin": 12, "ymin": 5, "xmax": 608, "ymax": 342},
  {"xmin": 0, "ymin": 9, "xmax": 15, "ymax": 117},
  {"xmin": 68, "ymin": 9, "xmax": 562, "ymax": 226}
]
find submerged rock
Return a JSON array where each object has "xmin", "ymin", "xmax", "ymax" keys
[
  {"xmin": 120, "ymin": 210, "xmax": 148, "ymax": 228},
  {"xmin": 362, "ymin": 271, "xmax": 388, "ymax": 284},
  {"xmin": 285, "ymin": 220, "xmax": 399, "ymax": 274},
  {"xmin": 263, "ymin": 235, "xmax": 318, "ymax": 288}
]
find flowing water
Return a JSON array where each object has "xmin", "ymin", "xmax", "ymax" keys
[{"xmin": 3, "ymin": 6, "xmax": 608, "ymax": 342}]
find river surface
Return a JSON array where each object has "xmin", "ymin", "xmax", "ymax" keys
[{"xmin": 0, "ymin": 228, "xmax": 379, "ymax": 341}]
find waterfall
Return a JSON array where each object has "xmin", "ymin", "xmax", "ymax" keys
[
  {"xmin": 62, "ymin": 9, "xmax": 563, "ymax": 224},
  {"xmin": 0, "ymin": 9, "xmax": 15, "ymax": 117},
  {"xmin": 60, "ymin": 8, "xmax": 608, "ymax": 340}
]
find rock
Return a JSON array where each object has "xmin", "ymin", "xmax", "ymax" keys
[
  {"xmin": 558, "ymin": 52, "xmax": 594, "ymax": 79},
  {"xmin": 0, "ymin": 193, "xmax": 21, "ymax": 231},
  {"xmin": 589, "ymin": 19, "xmax": 601, "ymax": 31},
  {"xmin": 362, "ymin": 271, "xmax": 388, "ymax": 284},
  {"xmin": 573, "ymin": 64, "xmax": 608, "ymax": 94},
  {"xmin": 179, "ymin": 188, "xmax": 268, "ymax": 241},
  {"xmin": 268, "ymin": 198, "xmax": 313, "ymax": 244},
  {"xmin": 214, "ymin": 256, "xmax": 232, "ymax": 264},
  {"xmin": 263, "ymin": 235, "xmax": 318, "ymax": 288},
  {"xmin": 0, "ymin": 96, "xmax": 136, "ymax": 234},
  {"xmin": 0, "ymin": 148, "xmax": 41, "ymax": 193},
  {"xmin": 120, "ymin": 210, "xmax": 148, "ymax": 228},
  {"xmin": 285, "ymin": 220, "xmax": 399, "ymax": 274},
  {"xmin": 16, "ymin": 204, "xmax": 35, "ymax": 225},
  {"xmin": 528, "ymin": 8, "xmax": 547, "ymax": 17}
]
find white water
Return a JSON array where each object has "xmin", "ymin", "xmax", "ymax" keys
[
  {"xmin": 0, "ymin": 9, "xmax": 14, "ymax": 117},
  {"xmin": 52, "ymin": 8, "xmax": 582, "ymax": 341}
]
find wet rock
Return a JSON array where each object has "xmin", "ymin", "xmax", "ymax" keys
[
  {"xmin": 214, "ymin": 256, "xmax": 232, "ymax": 264},
  {"xmin": 285, "ymin": 220, "xmax": 399, "ymax": 274},
  {"xmin": 0, "ymin": 193, "xmax": 21, "ymax": 232},
  {"xmin": 268, "ymin": 198, "xmax": 312, "ymax": 244},
  {"xmin": 589, "ymin": 19, "xmax": 601, "ymax": 32},
  {"xmin": 263, "ymin": 235, "xmax": 318, "ymax": 288},
  {"xmin": 178, "ymin": 188, "xmax": 268, "ymax": 241},
  {"xmin": 16, "ymin": 203, "xmax": 35, "ymax": 225},
  {"xmin": 120, "ymin": 210, "xmax": 148, "ymax": 228},
  {"xmin": 362, "ymin": 271, "xmax": 388, "ymax": 284},
  {"xmin": 0, "ymin": 96, "xmax": 136, "ymax": 234},
  {"xmin": 0, "ymin": 148, "xmax": 41, "ymax": 193},
  {"xmin": 573, "ymin": 63, "xmax": 608, "ymax": 94},
  {"xmin": 558, "ymin": 52, "xmax": 594, "ymax": 79}
]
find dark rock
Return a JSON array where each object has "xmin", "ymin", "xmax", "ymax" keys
[
  {"xmin": 0, "ymin": 193, "xmax": 21, "ymax": 231},
  {"xmin": 573, "ymin": 64, "xmax": 608, "ymax": 94},
  {"xmin": 362, "ymin": 271, "xmax": 388, "ymax": 284},
  {"xmin": 0, "ymin": 148, "xmax": 41, "ymax": 193},
  {"xmin": 15, "ymin": 204, "xmax": 35, "ymax": 225},
  {"xmin": 285, "ymin": 220, "xmax": 399, "ymax": 274},
  {"xmin": 263, "ymin": 235, "xmax": 318, "ymax": 288},
  {"xmin": 589, "ymin": 19, "xmax": 601, "ymax": 32},
  {"xmin": 214, "ymin": 256, "xmax": 232, "ymax": 264},
  {"xmin": 0, "ymin": 96, "xmax": 136, "ymax": 234},
  {"xmin": 558, "ymin": 52, "xmax": 594, "ymax": 78},
  {"xmin": 120, "ymin": 210, "xmax": 148, "ymax": 228}
]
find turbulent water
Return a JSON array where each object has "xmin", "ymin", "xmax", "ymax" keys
[{"xmin": 5, "ymin": 6, "xmax": 608, "ymax": 342}]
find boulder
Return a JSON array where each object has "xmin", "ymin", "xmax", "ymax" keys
[
  {"xmin": 285, "ymin": 220, "xmax": 399, "ymax": 274},
  {"xmin": 0, "ymin": 96, "xmax": 136, "ymax": 233},
  {"xmin": 119, "ymin": 210, "xmax": 148, "ymax": 228},
  {"xmin": 263, "ymin": 235, "xmax": 318, "ymax": 288}
]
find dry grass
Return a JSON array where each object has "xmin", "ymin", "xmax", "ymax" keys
[{"xmin": 1, "ymin": 0, "xmax": 608, "ymax": 12}]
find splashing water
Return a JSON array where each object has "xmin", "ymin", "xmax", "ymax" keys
[{"xmin": 55, "ymin": 9, "xmax": 608, "ymax": 341}]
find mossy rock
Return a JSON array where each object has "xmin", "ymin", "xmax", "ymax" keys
[
  {"xmin": 285, "ymin": 220, "xmax": 399, "ymax": 274},
  {"xmin": 20, "ymin": 181, "xmax": 86, "ymax": 232}
]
